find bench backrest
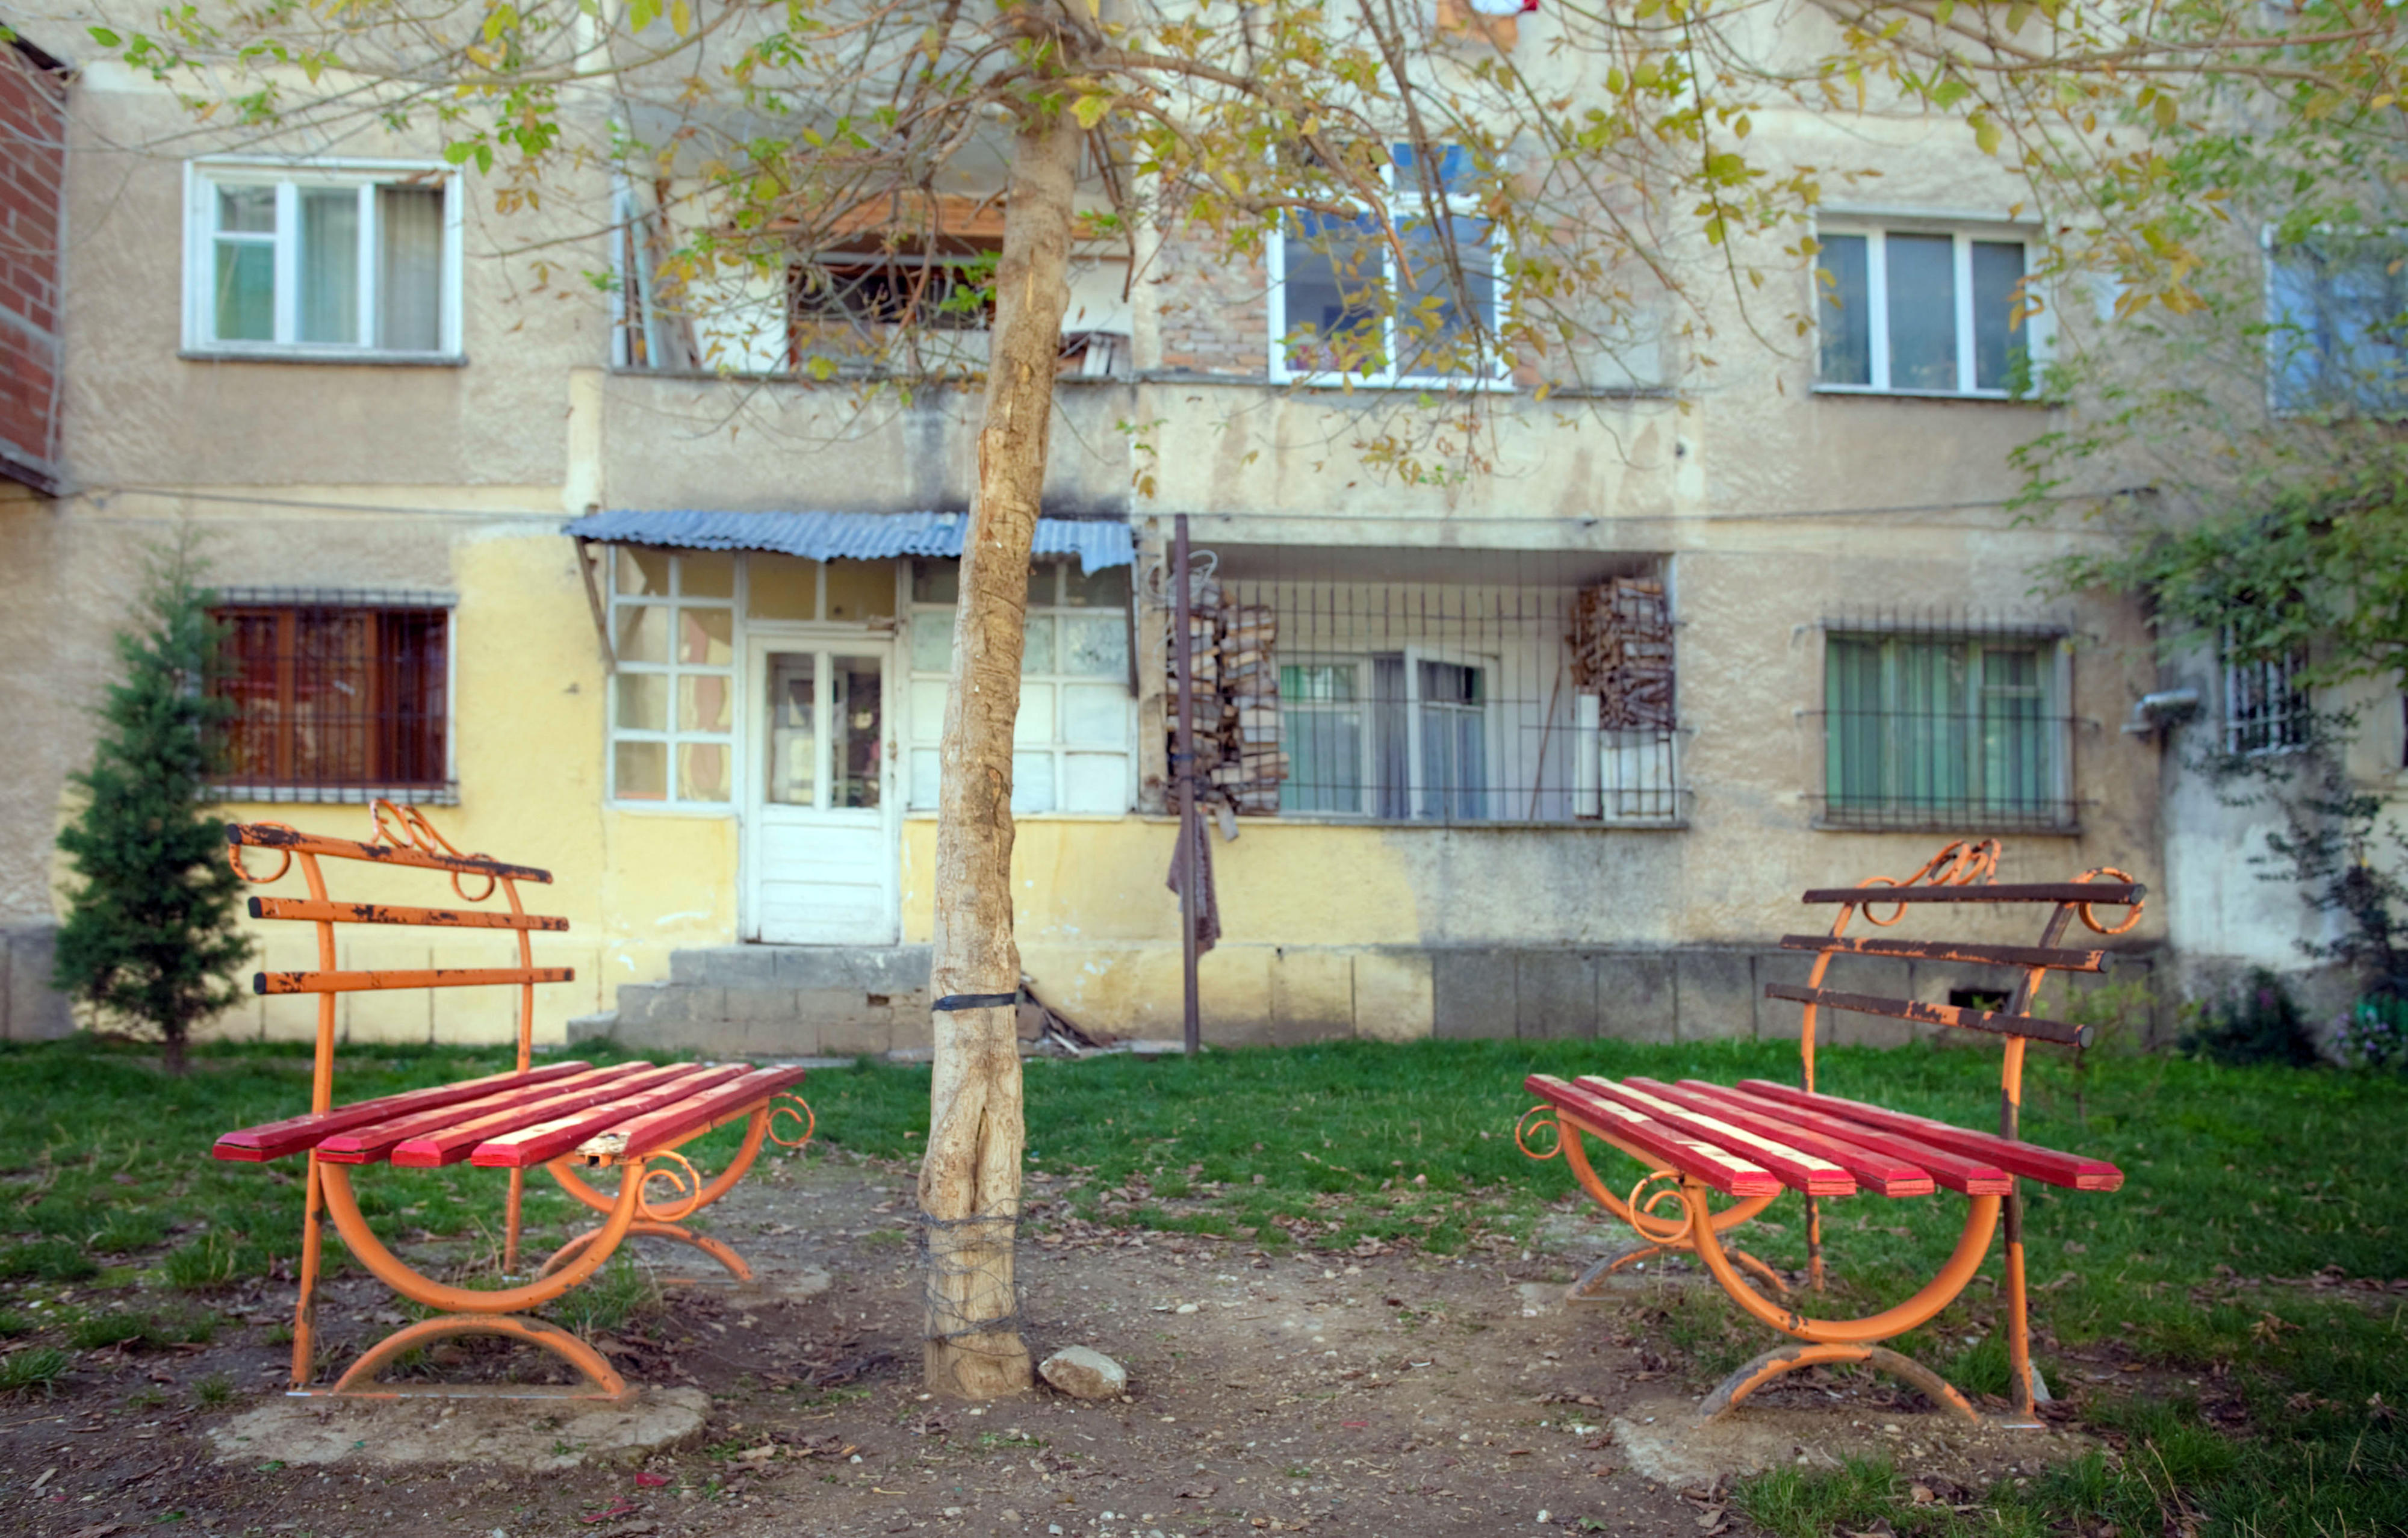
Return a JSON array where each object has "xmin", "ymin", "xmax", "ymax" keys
[
  {"xmin": 226, "ymin": 801, "xmax": 574, "ymax": 1121},
  {"xmin": 1771, "ymin": 839, "xmax": 2144, "ymax": 1137}
]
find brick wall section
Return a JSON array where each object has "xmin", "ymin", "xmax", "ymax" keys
[
  {"xmin": 1152, "ymin": 227, "xmax": 1271, "ymax": 379},
  {"xmin": 0, "ymin": 39, "xmax": 67, "ymax": 493}
]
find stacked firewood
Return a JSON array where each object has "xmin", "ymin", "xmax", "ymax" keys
[
  {"xmin": 1571, "ymin": 577, "xmax": 1674, "ymax": 730},
  {"xmin": 1168, "ymin": 598, "xmax": 1286, "ymax": 814}
]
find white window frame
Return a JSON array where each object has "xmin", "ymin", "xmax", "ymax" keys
[
  {"xmin": 1273, "ymin": 648, "xmax": 1501, "ymax": 820},
  {"xmin": 2222, "ymin": 639, "xmax": 2312, "ymax": 757},
  {"xmin": 905, "ymin": 561, "xmax": 1137, "ymax": 817},
  {"xmin": 1266, "ymin": 149, "xmax": 1511, "ymax": 390},
  {"xmin": 183, "ymin": 158, "xmax": 465, "ymax": 359},
  {"xmin": 1811, "ymin": 217, "xmax": 2052, "ymax": 399},
  {"xmin": 606, "ymin": 550, "xmax": 740, "ymax": 811}
]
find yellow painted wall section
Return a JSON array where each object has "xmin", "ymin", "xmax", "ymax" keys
[{"xmin": 196, "ymin": 530, "xmax": 741, "ymax": 1047}]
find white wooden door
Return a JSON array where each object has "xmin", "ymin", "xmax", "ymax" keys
[{"xmin": 743, "ymin": 636, "xmax": 899, "ymax": 945}]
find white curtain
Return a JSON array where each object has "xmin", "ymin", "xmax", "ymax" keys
[{"xmin": 377, "ymin": 186, "xmax": 444, "ymax": 352}]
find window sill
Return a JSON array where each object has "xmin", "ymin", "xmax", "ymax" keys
[
  {"xmin": 1810, "ymin": 814, "xmax": 2081, "ymax": 837},
  {"xmin": 1811, "ymin": 385, "xmax": 2050, "ymax": 406},
  {"xmin": 213, "ymin": 783, "xmax": 459, "ymax": 807},
  {"xmin": 180, "ymin": 348, "xmax": 467, "ymax": 368}
]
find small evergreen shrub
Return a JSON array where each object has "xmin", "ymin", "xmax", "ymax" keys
[{"xmin": 2180, "ymin": 969, "xmax": 2320, "ymax": 1067}]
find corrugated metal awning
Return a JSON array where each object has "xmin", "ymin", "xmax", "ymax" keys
[{"xmin": 561, "ymin": 509, "xmax": 1134, "ymax": 571}]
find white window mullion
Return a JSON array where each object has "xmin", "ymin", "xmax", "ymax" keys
[
  {"xmin": 814, "ymin": 650, "xmax": 833, "ymax": 811},
  {"xmin": 272, "ymin": 181, "xmax": 300, "ymax": 345},
  {"xmin": 1953, "ymin": 234, "xmax": 1978, "ymax": 394},
  {"xmin": 1865, "ymin": 231, "xmax": 1891, "ymax": 391},
  {"xmin": 356, "ymin": 181, "xmax": 377, "ymax": 349}
]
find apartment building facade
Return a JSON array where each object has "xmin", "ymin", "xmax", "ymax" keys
[{"xmin": 2, "ymin": 20, "xmax": 2205, "ymax": 1052}]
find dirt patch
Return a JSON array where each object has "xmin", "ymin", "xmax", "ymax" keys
[{"xmin": 0, "ymin": 1152, "xmax": 2096, "ymax": 1536}]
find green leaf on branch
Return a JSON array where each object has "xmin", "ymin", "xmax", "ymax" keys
[{"xmin": 1072, "ymin": 93, "xmax": 1113, "ymax": 129}]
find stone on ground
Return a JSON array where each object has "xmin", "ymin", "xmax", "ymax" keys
[
  {"xmin": 1038, "ymin": 1345, "xmax": 1127, "ymax": 1400},
  {"xmin": 206, "ymin": 1386, "xmax": 712, "ymax": 1471}
]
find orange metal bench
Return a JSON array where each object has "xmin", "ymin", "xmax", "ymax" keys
[
  {"xmin": 1516, "ymin": 839, "xmax": 2140, "ymax": 1427},
  {"xmin": 218, "ymin": 802, "xmax": 813, "ymax": 1401}
]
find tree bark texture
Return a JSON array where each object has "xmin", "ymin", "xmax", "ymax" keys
[{"xmin": 919, "ymin": 106, "xmax": 1080, "ymax": 1399}]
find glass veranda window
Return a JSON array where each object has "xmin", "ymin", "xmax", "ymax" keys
[{"xmin": 190, "ymin": 166, "xmax": 453, "ymax": 354}]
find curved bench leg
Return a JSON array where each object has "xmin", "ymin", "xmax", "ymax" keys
[
  {"xmin": 1698, "ymin": 1341, "xmax": 1978, "ymax": 1424},
  {"xmin": 541, "ymin": 1220, "xmax": 754, "ymax": 1285},
  {"xmin": 320, "ymin": 1313, "xmax": 630, "ymax": 1402}
]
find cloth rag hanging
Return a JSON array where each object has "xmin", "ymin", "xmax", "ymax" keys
[{"xmin": 1165, "ymin": 809, "xmax": 1223, "ymax": 956}]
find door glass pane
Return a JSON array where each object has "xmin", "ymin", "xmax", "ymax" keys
[
  {"xmin": 680, "ymin": 608, "xmax": 733, "ymax": 665},
  {"xmin": 1014, "ymin": 684, "xmax": 1055, "ymax": 745},
  {"xmin": 1021, "ymin": 616, "xmax": 1056, "ymax": 673},
  {"xmin": 832, "ymin": 656, "xmax": 883, "ymax": 809},
  {"xmin": 615, "ymin": 548, "xmax": 672, "ymax": 598},
  {"xmin": 615, "ymin": 673, "xmax": 667, "ymax": 732},
  {"xmin": 1816, "ymin": 233, "xmax": 1871, "ymax": 385},
  {"xmin": 1886, "ymin": 234, "xmax": 1958, "ymax": 391},
  {"xmin": 1063, "ymin": 752, "xmax": 1128, "ymax": 813},
  {"xmin": 909, "ymin": 747, "xmax": 942, "ymax": 808},
  {"xmin": 1012, "ymin": 752, "xmax": 1057, "ymax": 814},
  {"xmin": 748, "ymin": 557, "xmax": 819, "ymax": 620},
  {"xmin": 680, "ymin": 551, "xmax": 736, "ymax": 600},
  {"xmin": 911, "ymin": 615, "xmax": 956, "ymax": 672},
  {"xmin": 678, "ymin": 674, "xmax": 732, "ymax": 733},
  {"xmin": 766, "ymin": 653, "xmax": 817, "ymax": 806},
  {"xmin": 1972, "ymin": 241, "xmax": 2027, "ymax": 392},
  {"xmin": 678, "ymin": 742, "xmax": 731, "ymax": 802},
  {"xmin": 615, "ymin": 740, "xmax": 667, "ymax": 801},
  {"xmin": 1061, "ymin": 683, "xmax": 1126, "ymax": 743},
  {"xmin": 1060, "ymin": 614, "xmax": 1126, "ymax": 677},
  {"xmin": 213, "ymin": 240, "xmax": 275, "ymax": 341},
  {"xmin": 613, "ymin": 605, "xmax": 670, "ymax": 663},
  {"xmin": 298, "ymin": 188, "xmax": 360, "ymax": 344}
]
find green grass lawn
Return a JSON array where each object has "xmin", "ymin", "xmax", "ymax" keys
[{"xmin": 0, "ymin": 1034, "xmax": 2400, "ymax": 1536}]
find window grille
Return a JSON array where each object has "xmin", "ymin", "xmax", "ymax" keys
[
  {"xmin": 1178, "ymin": 545, "xmax": 1682, "ymax": 826},
  {"xmin": 2223, "ymin": 640, "xmax": 2310, "ymax": 756},
  {"xmin": 210, "ymin": 601, "xmax": 450, "ymax": 797},
  {"xmin": 1817, "ymin": 613, "xmax": 2075, "ymax": 831}
]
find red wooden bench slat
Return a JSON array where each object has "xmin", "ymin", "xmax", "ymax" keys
[
  {"xmin": 251, "ymin": 896, "xmax": 570, "ymax": 932},
  {"xmin": 211, "ymin": 1062, "xmax": 596, "ymax": 1162},
  {"xmin": 1686, "ymin": 1083, "xmax": 2015, "ymax": 1196},
  {"xmin": 227, "ymin": 823, "xmax": 552, "ymax": 883},
  {"xmin": 1762, "ymin": 982, "xmax": 2088, "ymax": 1047},
  {"xmin": 399, "ymin": 1064, "xmax": 754, "ymax": 1168},
  {"xmin": 1632, "ymin": 1079, "xmax": 1941, "ymax": 1197},
  {"xmin": 255, "ymin": 966, "xmax": 575, "ymax": 996},
  {"xmin": 1573, "ymin": 1076, "xmax": 1858, "ymax": 1197},
  {"xmin": 566, "ymin": 1066, "xmax": 814, "ymax": 1165},
  {"xmin": 1776, "ymin": 934, "xmax": 2107, "ymax": 973},
  {"xmin": 1733, "ymin": 1080, "xmax": 2124, "ymax": 1192},
  {"xmin": 1525, "ymin": 1074, "xmax": 1780, "ymax": 1197},
  {"xmin": 462, "ymin": 1065, "xmax": 762, "ymax": 1169},
  {"xmin": 1799, "ymin": 881, "xmax": 2144, "ymax": 907},
  {"xmin": 314, "ymin": 1062, "xmax": 677, "ymax": 1165}
]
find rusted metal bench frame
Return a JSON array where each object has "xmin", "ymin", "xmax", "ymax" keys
[
  {"xmin": 1516, "ymin": 840, "xmax": 2141, "ymax": 1428},
  {"xmin": 221, "ymin": 802, "xmax": 812, "ymax": 1402}
]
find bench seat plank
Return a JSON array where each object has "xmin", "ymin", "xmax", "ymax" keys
[
  {"xmin": 402, "ymin": 1064, "xmax": 752, "ymax": 1168},
  {"xmin": 568, "ymin": 1067, "xmax": 813, "ymax": 1165},
  {"xmin": 1777, "ymin": 934, "xmax": 2106, "ymax": 973},
  {"xmin": 1762, "ymin": 982, "xmax": 2088, "ymax": 1047},
  {"xmin": 1652, "ymin": 1080, "xmax": 2011, "ymax": 1196},
  {"xmin": 315, "ymin": 1062, "xmax": 683, "ymax": 1165},
  {"xmin": 212, "ymin": 1062, "xmax": 596, "ymax": 1162},
  {"xmin": 1572, "ymin": 1076, "xmax": 1858, "ymax": 1197},
  {"xmin": 1734, "ymin": 1080, "xmax": 2123, "ymax": 1191},
  {"xmin": 1525, "ymin": 1075, "xmax": 1780, "ymax": 1197},
  {"xmin": 466, "ymin": 1065, "xmax": 771, "ymax": 1168}
]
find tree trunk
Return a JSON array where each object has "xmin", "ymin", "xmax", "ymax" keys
[{"xmin": 919, "ymin": 105, "xmax": 1079, "ymax": 1399}]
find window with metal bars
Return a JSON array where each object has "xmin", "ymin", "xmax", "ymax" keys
[
  {"xmin": 1820, "ymin": 627, "xmax": 2073, "ymax": 829},
  {"xmin": 2222, "ymin": 640, "xmax": 2311, "ymax": 756},
  {"xmin": 210, "ymin": 604, "xmax": 450, "ymax": 795}
]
